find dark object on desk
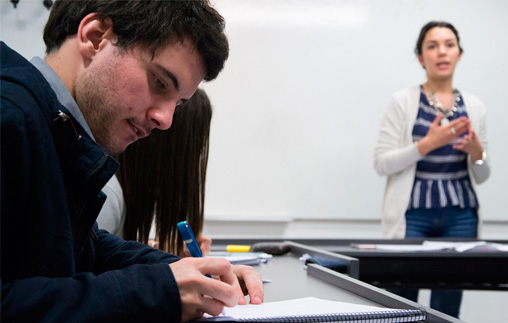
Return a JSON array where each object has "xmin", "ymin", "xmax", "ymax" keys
[
  {"xmin": 321, "ymin": 239, "xmax": 508, "ymax": 290},
  {"xmin": 208, "ymin": 240, "xmax": 455, "ymax": 322},
  {"xmin": 251, "ymin": 242, "xmax": 290, "ymax": 255},
  {"xmin": 305, "ymin": 257, "xmax": 349, "ymax": 274}
]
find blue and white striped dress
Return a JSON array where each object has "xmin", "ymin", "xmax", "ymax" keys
[{"xmin": 408, "ymin": 86, "xmax": 478, "ymax": 210}]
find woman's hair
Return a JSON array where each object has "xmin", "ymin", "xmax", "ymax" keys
[
  {"xmin": 415, "ymin": 21, "xmax": 463, "ymax": 56},
  {"xmin": 118, "ymin": 88, "xmax": 212, "ymax": 256},
  {"xmin": 43, "ymin": 0, "xmax": 228, "ymax": 81}
]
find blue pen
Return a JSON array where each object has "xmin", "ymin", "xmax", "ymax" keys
[
  {"xmin": 178, "ymin": 221, "xmax": 225, "ymax": 315},
  {"xmin": 178, "ymin": 221, "xmax": 203, "ymax": 257},
  {"xmin": 178, "ymin": 221, "xmax": 212, "ymax": 279}
]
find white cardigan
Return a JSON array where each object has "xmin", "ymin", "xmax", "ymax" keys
[
  {"xmin": 374, "ymin": 85, "xmax": 491, "ymax": 238},
  {"xmin": 97, "ymin": 175, "xmax": 158, "ymax": 240},
  {"xmin": 97, "ymin": 175, "xmax": 126, "ymax": 236}
]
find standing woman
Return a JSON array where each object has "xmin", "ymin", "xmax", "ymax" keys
[{"xmin": 374, "ymin": 21, "xmax": 490, "ymax": 318}]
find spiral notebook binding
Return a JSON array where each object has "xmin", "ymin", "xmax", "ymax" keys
[{"xmin": 236, "ymin": 308, "xmax": 427, "ymax": 322}]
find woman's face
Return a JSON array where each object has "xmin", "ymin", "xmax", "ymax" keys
[{"xmin": 418, "ymin": 27, "xmax": 462, "ymax": 81}]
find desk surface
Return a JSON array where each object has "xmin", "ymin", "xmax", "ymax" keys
[
  {"xmin": 213, "ymin": 238, "xmax": 508, "ymax": 290},
  {"xmin": 245, "ymin": 241, "xmax": 460, "ymax": 323},
  {"xmin": 254, "ymin": 251, "xmax": 377, "ymax": 304}
]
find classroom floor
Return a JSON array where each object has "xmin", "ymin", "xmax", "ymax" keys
[{"xmin": 418, "ymin": 289, "xmax": 507, "ymax": 322}]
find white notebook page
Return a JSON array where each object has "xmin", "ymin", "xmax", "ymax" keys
[{"xmin": 221, "ymin": 297, "xmax": 408, "ymax": 319}]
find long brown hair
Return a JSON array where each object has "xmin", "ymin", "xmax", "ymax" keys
[{"xmin": 118, "ymin": 88, "xmax": 212, "ymax": 256}]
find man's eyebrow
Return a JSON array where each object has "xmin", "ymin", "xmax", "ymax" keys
[{"xmin": 155, "ymin": 64, "xmax": 179, "ymax": 90}]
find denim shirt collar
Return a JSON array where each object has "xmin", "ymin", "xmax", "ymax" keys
[{"xmin": 30, "ymin": 56, "xmax": 95, "ymax": 141}]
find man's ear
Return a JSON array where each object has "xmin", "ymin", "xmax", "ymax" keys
[{"xmin": 77, "ymin": 13, "xmax": 115, "ymax": 61}]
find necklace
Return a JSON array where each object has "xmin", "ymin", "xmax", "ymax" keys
[{"xmin": 426, "ymin": 87, "xmax": 460, "ymax": 126}]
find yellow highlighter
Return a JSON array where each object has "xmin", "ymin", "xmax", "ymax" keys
[
  {"xmin": 226, "ymin": 245, "xmax": 251, "ymax": 252},
  {"xmin": 227, "ymin": 242, "xmax": 291, "ymax": 255}
]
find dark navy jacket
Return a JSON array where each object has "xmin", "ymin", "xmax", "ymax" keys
[{"xmin": 1, "ymin": 42, "xmax": 182, "ymax": 322}]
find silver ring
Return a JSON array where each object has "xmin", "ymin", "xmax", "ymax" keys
[{"xmin": 450, "ymin": 127, "xmax": 456, "ymax": 135}]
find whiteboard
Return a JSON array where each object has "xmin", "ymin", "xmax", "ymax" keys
[
  {"xmin": 202, "ymin": 0, "xmax": 508, "ymax": 221},
  {"xmin": 2, "ymin": 0, "xmax": 507, "ymax": 221}
]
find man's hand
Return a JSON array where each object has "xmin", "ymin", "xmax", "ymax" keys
[
  {"xmin": 231, "ymin": 264, "xmax": 264, "ymax": 305},
  {"xmin": 169, "ymin": 257, "xmax": 264, "ymax": 322}
]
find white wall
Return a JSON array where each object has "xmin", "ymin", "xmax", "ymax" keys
[
  {"xmin": 199, "ymin": 2, "xmax": 508, "ymax": 321},
  {"xmin": 201, "ymin": 0, "xmax": 508, "ymax": 225},
  {"xmin": 0, "ymin": 0, "xmax": 49, "ymax": 58},
  {"xmin": 3, "ymin": 0, "xmax": 507, "ymax": 229}
]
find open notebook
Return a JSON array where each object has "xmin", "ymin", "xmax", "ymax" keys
[{"xmin": 195, "ymin": 297, "xmax": 426, "ymax": 322}]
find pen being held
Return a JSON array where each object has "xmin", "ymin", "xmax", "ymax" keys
[{"xmin": 177, "ymin": 221, "xmax": 264, "ymax": 306}]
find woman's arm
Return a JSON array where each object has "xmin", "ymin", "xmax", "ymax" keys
[
  {"xmin": 374, "ymin": 92, "xmax": 423, "ymax": 176},
  {"xmin": 458, "ymin": 97, "xmax": 491, "ymax": 184}
]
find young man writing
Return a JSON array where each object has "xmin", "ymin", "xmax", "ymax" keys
[{"xmin": 1, "ymin": 1, "xmax": 263, "ymax": 321}]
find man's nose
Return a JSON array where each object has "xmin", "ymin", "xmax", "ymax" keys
[{"xmin": 148, "ymin": 103, "xmax": 175, "ymax": 130}]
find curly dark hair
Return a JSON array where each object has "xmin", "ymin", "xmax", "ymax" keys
[{"xmin": 43, "ymin": 0, "xmax": 228, "ymax": 81}]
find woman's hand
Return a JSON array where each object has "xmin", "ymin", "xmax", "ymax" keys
[
  {"xmin": 148, "ymin": 239, "xmax": 159, "ymax": 249},
  {"xmin": 453, "ymin": 125, "xmax": 484, "ymax": 161},
  {"xmin": 417, "ymin": 113, "xmax": 470, "ymax": 156},
  {"xmin": 183, "ymin": 234, "xmax": 212, "ymax": 257},
  {"xmin": 198, "ymin": 235, "xmax": 212, "ymax": 256}
]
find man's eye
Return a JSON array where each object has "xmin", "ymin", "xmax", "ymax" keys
[{"xmin": 153, "ymin": 76, "xmax": 166, "ymax": 90}]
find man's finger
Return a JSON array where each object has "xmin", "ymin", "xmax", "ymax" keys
[
  {"xmin": 200, "ymin": 295, "xmax": 227, "ymax": 317},
  {"xmin": 196, "ymin": 259, "xmax": 239, "ymax": 307},
  {"xmin": 198, "ymin": 277, "xmax": 238, "ymax": 307},
  {"xmin": 233, "ymin": 265, "xmax": 264, "ymax": 304}
]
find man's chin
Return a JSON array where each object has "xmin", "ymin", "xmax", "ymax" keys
[
  {"xmin": 100, "ymin": 142, "xmax": 127, "ymax": 159},
  {"xmin": 99, "ymin": 136, "xmax": 141, "ymax": 158}
]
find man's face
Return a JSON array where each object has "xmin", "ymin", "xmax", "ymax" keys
[{"xmin": 75, "ymin": 39, "xmax": 206, "ymax": 155}]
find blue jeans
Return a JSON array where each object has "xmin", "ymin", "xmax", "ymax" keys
[{"xmin": 388, "ymin": 206, "xmax": 478, "ymax": 318}]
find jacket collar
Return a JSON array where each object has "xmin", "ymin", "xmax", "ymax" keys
[
  {"xmin": 30, "ymin": 56, "xmax": 95, "ymax": 141},
  {"xmin": 1, "ymin": 41, "xmax": 119, "ymax": 191}
]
